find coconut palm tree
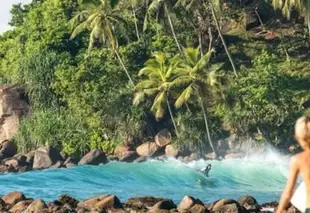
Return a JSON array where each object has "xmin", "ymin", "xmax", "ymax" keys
[
  {"xmin": 133, "ymin": 52, "xmax": 181, "ymax": 136},
  {"xmin": 172, "ymin": 47, "xmax": 221, "ymax": 153},
  {"xmin": 176, "ymin": 0, "xmax": 237, "ymax": 76},
  {"xmin": 144, "ymin": 0, "xmax": 182, "ymax": 52},
  {"xmin": 70, "ymin": 0, "xmax": 135, "ymax": 86},
  {"xmin": 272, "ymin": 0, "xmax": 310, "ymax": 44}
]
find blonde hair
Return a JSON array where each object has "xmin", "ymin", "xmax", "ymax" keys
[{"xmin": 295, "ymin": 116, "xmax": 310, "ymax": 147}]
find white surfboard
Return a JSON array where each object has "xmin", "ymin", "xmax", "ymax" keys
[{"xmin": 291, "ymin": 182, "xmax": 306, "ymax": 213}]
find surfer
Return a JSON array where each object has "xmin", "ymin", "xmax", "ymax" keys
[
  {"xmin": 277, "ymin": 116, "xmax": 310, "ymax": 213},
  {"xmin": 200, "ymin": 164, "xmax": 212, "ymax": 177}
]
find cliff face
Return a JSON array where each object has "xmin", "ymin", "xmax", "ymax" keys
[{"xmin": 0, "ymin": 85, "xmax": 29, "ymax": 143}]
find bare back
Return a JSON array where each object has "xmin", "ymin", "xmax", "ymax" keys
[{"xmin": 296, "ymin": 151, "xmax": 310, "ymax": 207}]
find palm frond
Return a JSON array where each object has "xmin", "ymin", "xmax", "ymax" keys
[
  {"xmin": 151, "ymin": 91, "xmax": 167, "ymax": 120},
  {"xmin": 183, "ymin": 47, "xmax": 199, "ymax": 67},
  {"xmin": 171, "ymin": 76, "xmax": 192, "ymax": 88},
  {"xmin": 133, "ymin": 92, "xmax": 145, "ymax": 106},
  {"xmin": 175, "ymin": 85, "xmax": 193, "ymax": 109},
  {"xmin": 70, "ymin": 22, "xmax": 88, "ymax": 39},
  {"xmin": 135, "ymin": 80, "xmax": 157, "ymax": 90},
  {"xmin": 194, "ymin": 48, "xmax": 214, "ymax": 72}
]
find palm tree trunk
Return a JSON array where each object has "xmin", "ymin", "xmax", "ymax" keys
[
  {"xmin": 198, "ymin": 95, "xmax": 216, "ymax": 153},
  {"xmin": 206, "ymin": 0, "xmax": 238, "ymax": 77},
  {"xmin": 165, "ymin": 5, "xmax": 182, "ymax": 53},
  {"xmin": 131, "ymin": 2, "xmax": 140, "ymax": 40},
  {"xmin": 166, "ymin": 98, "xmax": 179, "ymax": 137},
  {"xmin": 198, "ymin": 32, "xmax": 203, "ymax": 57},
  {"xmin": 114, "ymin": 50, "xmax": 135, "ymax": 86}
]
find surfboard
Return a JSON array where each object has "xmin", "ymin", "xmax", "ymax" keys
[{"xmin": 291, "ymin": 181, "xmax": 306, "ymax": 213}]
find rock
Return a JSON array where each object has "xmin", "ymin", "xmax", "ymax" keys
[
  {"xmin": 66, "ymin": 162, "xmax": 77, "ymax": 168},
  {"xmin": 78, "ymin": 195, "xmax": 109, "ymax": 210},
  {"xmin": 134, "ymin": 156, "xmax": 147, "ymax": 163},
  {"xmin": 18, "ymin": 165, "xmax": 31, "ymax": 173},
  {"xmin": 78, "ymin": 149, "xmax": 107, "ymax": 165},
  {"xmin": 107, "ymin": 155, "xmax": 119, "ymax": 161},
  {"xmin": 94, "ymin": 195, "xmax": 123, "ymax": 210},
  {"xmin": 0, "ymin": 164, "xmax": 16, "ymax": 173},
  {"xmin": 136, "ymin": 142, "xmax": 158, "ymax": 157},
  {"xmin": 9, "ymin": 200, "xmax": 33, "ymax": 213},
  {"xmin": 190, "ymin": 204, "xmax": 209, "ymax": 213},
  {"xmin": 155, "ymin": 129, "xmax": 171, "ymax": 147},
  {"xmin": 189, "ymin": 153, "xmax": 200, "ymax": 161},
  {"xmin": 114, "ymin": 145, "xmax": 131, "ymax": 159},
  {"xmin": 24, "ymin": 199, "xmax": 47, "ymax": 213},
  {"xmin": 2, "ymin": 191, "xmax": 26, "ymax": 205},
  {"xmin": 4, "ymin": 159, "xmax": 19, "ymax": 168},
  {"xmin": 165, "ymin": 145, "xmax": 179, "ymax": 158},
  {"xmin": 33, "ymin": 146, "xmax": 63, "ymax": 169},
  {"xmin": 125, "ymin": 197, "xmax": 164, "ymax": 210},
  {"xmin": 205, "ymin": 152, "xmax": 217, "ymax": 160},
  {"xmin": 238, "ymin": 196, "xmax": 260, "ymax": 212},
  {"xmin": 119, "ymin": 151, "xmax": 139, "ymax": 163},
  {"xmin": 50, "ymin": 161, "xmax": 64, "ymax": 169},
  {"xmin": 150, "ymin": 199, "xmax": 176, "ymax": 212},
  {"xmin": 213, "ymin": 199, "xmax": 238, "ymax": 210},
  {"xmin": 177, "ymin": 196, "xmax": 203, "ymax": 211},
  {"xmin": 225, "ymin": 153, "xmax": 245, "ymax": 160},
  {"xmin": 59, "ymin": 195, "xmax": 79, "ymax": 208},
  {"xmin": 0, "ymin": 140, "xmax": 17, "ymax": 158},
  {"xmin": 25, "ymin": 151, "xmax": 35, "ymax": 165},
  {"xmin": 213, "ymin": 203, "xmax": 247, "ymax": 213},
  {"xmin": 0, "ymin": 198, "xmax": 6, "ymax": 210}
]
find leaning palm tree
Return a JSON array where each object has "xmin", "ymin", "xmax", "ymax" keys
[
  {"xmin": 273, "ymin": 0, "xmax": 310, "ymax": 43},
  {"xmin": 172, "ymin": 47, "xmax": 220, "ymax": 153},
  {"xmin": 70, "ymin": 0, "xmax": 134, "ymax": 86},
  {"xmin": 133, "ymin": 52, "xmax": 181, "ymax": 136},
  {"xmin": 144, "ymin": 0, "xmax": 182, "ymax": 52}
]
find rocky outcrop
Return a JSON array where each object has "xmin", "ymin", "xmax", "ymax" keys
[
  {"xmin": 165, "ymin": 145, "xmax": 179, "ymax": 158},
  {"xmin": 0, "ymin": 191, "xmax": 297, "ymax": 213},
  {"xmin": 136, "ymin": 142, "xmax": 158, "ymax": 157},
  {"xmin": 33, "ymin": 146, "xmax": 63, "ymax": 169},
  {"xmin": 155, "ymin": 129, "xmax": 171, "ymax": 147},
  {"xmin": 78, "ymin": 149, "xmax": 108, "ymax": 165},
  {"xmin": 2, "ymin": 191, "xmax": 26, "ymax": 205}
]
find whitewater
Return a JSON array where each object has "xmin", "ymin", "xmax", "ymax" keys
[{"xmin": 0, "ymin": 149, "xmax": 291, "ymax": 204}]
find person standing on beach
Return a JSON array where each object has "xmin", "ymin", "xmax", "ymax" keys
[{"xmin": 277, "ymin": 116, "xmax": 310, "ymax": 213}]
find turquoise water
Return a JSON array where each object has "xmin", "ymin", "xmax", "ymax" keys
[{"xmin": 0, "ymin": 151, "xmax": 289, "ymax": 204}]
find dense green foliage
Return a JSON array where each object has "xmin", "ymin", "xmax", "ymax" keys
[{"xmin": 1, "ymin": 0, "xmax": 310, "ymax": 156}]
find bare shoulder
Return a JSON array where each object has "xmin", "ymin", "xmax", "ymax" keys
[{"xmin": 292, "ymin": 151, "xmax": 310, "ymax": 166}]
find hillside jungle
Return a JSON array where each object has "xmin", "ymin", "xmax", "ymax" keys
[{"xmin": 1, "ymin": 0, "xmax": 310, "ymax": 158}]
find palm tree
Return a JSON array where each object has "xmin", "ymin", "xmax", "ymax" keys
[
  {"xmin": 272, "ymin": 0, "xmax": 310, "ymax": 44},
  {"xmin": 70, "ymin": 0, "xmax": 135, "ymax": 86},
  {"xmin": 133, "ymin": 52, "xmax": 181, "ymax": 136},
  {"xmin": 144, "ymin": 0, "xmax": 182, "ymax": 52},
  {"xmin": 175, "ymin": 0, "xmax": 237, "ymax": 76},
  {"xmin": 172, "ymin": 47, "xmax": 220, "ymax": 153}
]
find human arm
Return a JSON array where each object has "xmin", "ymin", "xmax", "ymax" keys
[{"xmin": 276, "ymin": 157, "xmax": 299, "ymax": 213}]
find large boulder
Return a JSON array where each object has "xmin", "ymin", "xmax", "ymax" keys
[
  {"xmin": 94, "ymin": 195, "xmax": 123, "ymax": 211},
  {"xmin": 136, "ymin": 142, "xmax": 158, "ymax": 157},
  {"xmin": 24, "ymin": 199, "xmax": 47, "ymax": 213},
  {"xmin": 165, "ymin": 145, "xmax": 179, "ymax": 158},
  {"xmin": 114, "ymin": 145, "xmax": 131, "ymax": 159},
  {"xmin": 33, "ymin": 146, "xmax": 63, "ymax": 169},
  {"xmin": 150, "ymin": 199, "xmax": 176, "ymax": 212},
  {"xmin": 238, "ymin": 196, "xmax": 260, "ymax": 212},
  {"xmin": 2, "ymin": 191, "xmax": 26, "ymax": 205},
  {"xmin": 177, "ymin": 195, "xmax": 204, "ymax": 212},
  {"xmin": 213, "ymin": 199, "xmax": 238, "ymax": 210},
  {"xmin": 213, "ymin": 203, "xmax": 248, "ymax": 213},
  {"xmin": 125, "ymin": 197, "xmax": 164, "ymax": 211},
  {"xmin": 0, "ymin": 140, "xmax": 17, "ymax": 158},
  {"xmin": 190, "ymin": 204, "xmax": 210, "ymax": 213},
  {"xmin": 58, "ymin": 195, "xmax": 79, "ymax": 208},
  {"xmin": 78, "ymin": 149, "xmax": 107, "ymax": 165},
  {"xmin": 155, "ymin": 129, "xmax": 171, "ymax": 147},
  {"xmin": 9, "ymin": 200, "xmax": 33, "ymax": 213}
]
